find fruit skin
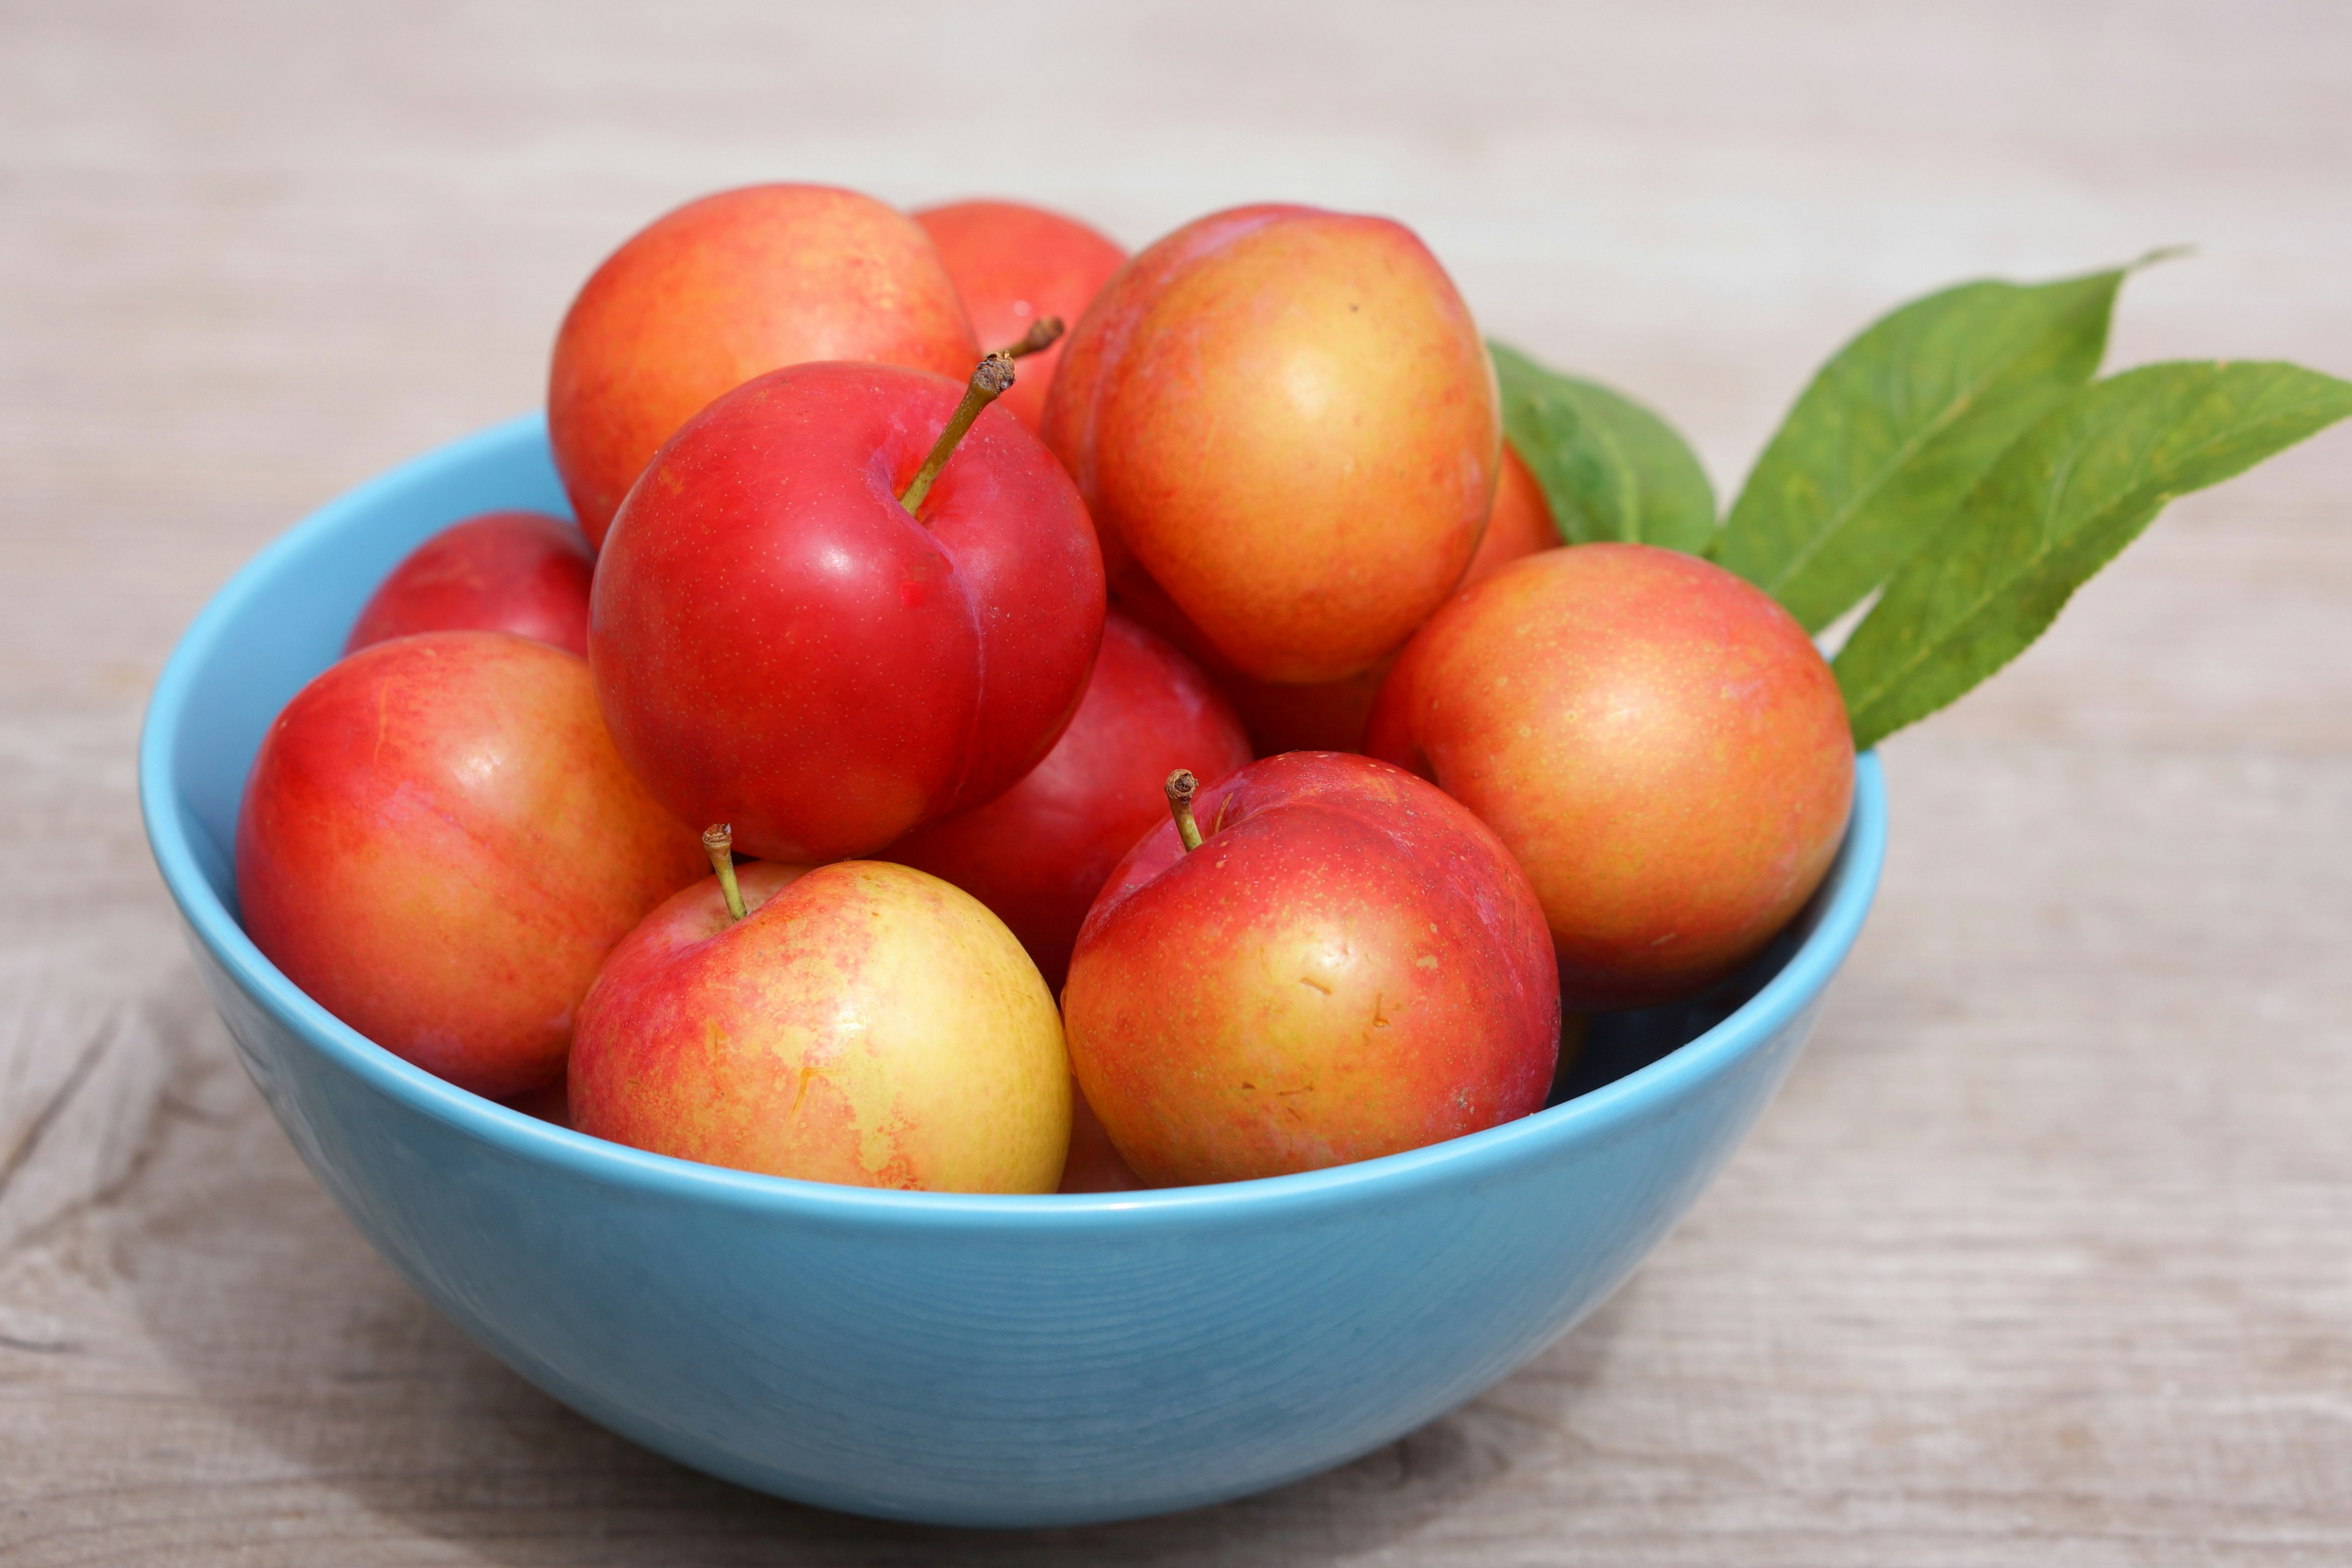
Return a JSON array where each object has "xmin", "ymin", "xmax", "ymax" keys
[
  {"xmin": 1063, "ymin": 752, "xmax": 1559, "ymax": 1187},
  {"xmin": 884, "ymin": 610, "xmax": 1250, "ymax": 991},
  {"xmin": 1366, "ymin": 543, "xmax": 1855, "ymax": 1011},
  {"xmin": 913, "ymin": 199, "xmax": 1127, "ymax": 434},
  {"xmin": 591, "ymin": 360, "xmax": 1106, "ymax": 864},
  {"xmin": 345, "ymin": 511, "xmax": 594, "ymax": 658},
  {"xmin": 1042, "ymin": 204, "xmax": 1502, "ymax": 685},
  {"xmin": 235, "ymin": 631, "xmax": 707, "ymax": 1098},
  {"xmin": 1115, "ymin": 439, "xmax": 1559, "ymax": 757},
  {"xmin": 571, "ymin": 859, "xmax": 1071, "ymax": 1193},
  {"xmin": 550, "ymin": 184, "xmax": 979, "ymax": 550}
]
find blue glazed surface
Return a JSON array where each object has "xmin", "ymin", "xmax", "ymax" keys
[{"xmin": 138, "ymin": 413, "xmax": 1887, "ymax": 1529}]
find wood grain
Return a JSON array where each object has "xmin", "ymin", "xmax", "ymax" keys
[{"xmin": 2, "ymin": 2, "xmax": 2348, "ymax": 1561}]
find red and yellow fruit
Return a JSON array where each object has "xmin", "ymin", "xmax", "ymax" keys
[
  {"xmin": 236, "ymin": 631, "xmax": 706, "ymax": 1098},
  {"xmin": 1368, "ymin": 543, "xmax": 1854, "ymax": 1009},
  {"xmin": 571, "ymin": 858, "xmax": 1070, "ymax": 1193},
  {"xmin": 550, "ymin": 184, "xmax": 978, "ymax": 549},
  {"xmin": 1063, "ymin": 752, "xmax": 1559, "ymax": 1186},
  {"xmin": 1044, "ymin": 204, "xmax": 1502, "ymax": 685}
]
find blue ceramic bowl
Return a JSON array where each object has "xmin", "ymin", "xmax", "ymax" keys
[{"xmin": 139, "ymin": 413, "xmax": 1885, "ymax": 1529}]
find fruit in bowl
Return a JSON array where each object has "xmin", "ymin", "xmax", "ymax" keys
[
  {"xmin": 344, "ymin": 509, "xmax": 594, "ymax": 657},
  {"xmin": 572, "ymin": 849, "xmax": 1071, "ymax": 1194},
  {"xmin": 1368, "ymin": 543, "xmax": 1855, "ymax": 1010},
  {"xmin": 549, "ymin": 183, "xmax": 980, "ymax": 549},
  {"xmin": 1044, "ymin": 203, "xmax": 1503, "ymax": 685},
  {"xmin": 140, "ymin": 407, "xmax": 1888, "ymax": 1525},
  {"xmin": 1065, "ymin": 752, "xmax": 1561, "ymax": 1186},
  {"xmin": 234, "ymin": 629, "xmax": 707, "ymax": 1098},
  {"xmin": 589, "ymin": 355, "xmax": 1105, "ymax": 863}
]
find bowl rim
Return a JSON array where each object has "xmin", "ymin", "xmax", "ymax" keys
[{"xmin": 138, "ymin": 410, "xmax": 1887, "ymax": 1235}]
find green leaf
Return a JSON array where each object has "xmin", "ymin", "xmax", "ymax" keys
[
  {"xmin": 1490, "ymin": 342, "xmax": 1717, "ymax": 554},
  {"xmin": 1834, "ymin": 361, "xmax": 2352, "ymax": 748},
  {"xmin": 1716, "ymin": 265, "xmax": 2136, "ymax": 632}
]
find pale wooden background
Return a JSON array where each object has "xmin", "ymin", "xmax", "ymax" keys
[{"xmin": 4, "ymin": 2, "xmax": 2350, "ymax": 1562}]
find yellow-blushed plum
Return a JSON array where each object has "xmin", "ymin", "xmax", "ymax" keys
[
  {"xmin": 1368, "ymin": 544, "xmax": 1855, "ymax": 1011},
  {"xmin": 571, "ymin": 858, "xmax": 1071, "ymax": 1193}
]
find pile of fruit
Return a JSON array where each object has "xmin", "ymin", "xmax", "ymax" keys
[{"xmin": 234, "ymin": 186, "xmax": 2350, "ymax": 1194}]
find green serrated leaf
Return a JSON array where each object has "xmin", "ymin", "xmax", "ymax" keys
[
  {"xmin": 1834, "ymin": 361, "xmax": 2352, "ymax": 748},
  {"xmin": 1717, "ymin": 266, "xmax": 2133, "ymax": 631},
  {"xmin": 1490, "ymin": 342, "xmax": 1717, "ymax": 553}
]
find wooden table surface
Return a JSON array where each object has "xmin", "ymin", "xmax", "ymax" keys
[{"xmin": 5, "ymin": 2, "xmax": 2349, "ymax": 1562}]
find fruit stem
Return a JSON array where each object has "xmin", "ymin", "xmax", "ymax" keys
[
  {"xmin": 703, "ymin": 824, "xmax": 747, "ymax": 922},
  {"xmin": 1165, "ymin": 770, "xmax": 1204, "ymax": 853},
  {"xmin": 899, "ymin": 352, "xmax": 1017, "ymax": 516},
  {"xmin": 997, "ymin": 315, "xmax": 1065, "ymax": 359}
]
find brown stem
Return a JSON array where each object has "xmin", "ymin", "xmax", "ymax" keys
[
  {"xmin": 1164, "ymin": 770, "xmax": 1204, "ymax": 853},
  {"xmin": 997, "ymin": 315, "xmax": 1065, "ymax": 359},
  {"xmin": 702, "ymin": 824, "xmax": 747, "ymax": 922},
  {"xmin": 899, "ymin": 352, "xmax": 1017, "ymax": 516}
]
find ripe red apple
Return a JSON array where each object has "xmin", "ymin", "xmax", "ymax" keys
[
  {"xmin": 1366, "ymin": 543, "xmax": 1855, "ymax": 1010},
  {"xmin": 1112, "ymin": 441, "xmax": 1558, "ymax": 756},
  {"xmin": 550, "ymin": 184, "xmax": 980, "ymax": 549},
  {"xmin": 884, "ymin": 609, "xmax": 1251, "ymax": 990},
  {"xmin": 236, "ymin": 631, "xmax": 707, "ymax": 1098},
  {"xmin": 346, "ymin": 510, "xmax": 593, "ymax": 658},
  {"xmin": 571, "ymin": 856, "xmax": 1070, "ymax": 1193},
  {"xmin": 1043, "ymin": 203, "xmax": 1502, "ymax": 685},
  {"xmin": 1063, "ymin": 752, "xmax": 1559, "ymax": 1186},
  {"xmin": 591, "ymin": 358, "xmax": 1106, "ymax": 864},
  {"xmin": 914, "ymin": 199, "xmax": 1126, "ymax": 433}
]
